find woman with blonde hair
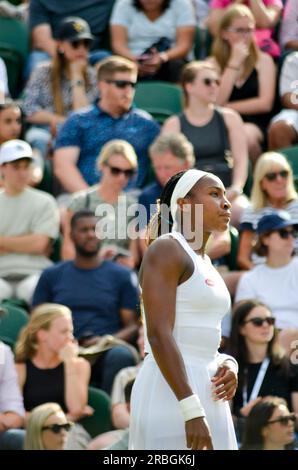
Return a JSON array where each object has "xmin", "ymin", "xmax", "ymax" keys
[
  {"xmin": 22, "ymin": 17, "xmax": 98, "ymax": 157},
  {"xmin": 238, "ymin": 152, "xmax": 298, "ymax": 270},
  {"xmin": 24, "ymin": 403, "xmax": 73, "ymax": 450},
  {"xmin": 15, "ymin": 304, "xmax": 91, "ymax": 427},
  {"xmin": 209, "ymin": 5, "xmax": 276, "ymax": 163},
  {"xmin": 61, "ymin": 139, "xmax": 139, "ymax": 265},
  {"xmin": 163, "ymin": 59, "xmax": 249, "ymax": 226}
]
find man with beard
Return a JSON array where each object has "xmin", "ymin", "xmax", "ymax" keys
[{"xmin": 32, "ymin": 210, "xmax": 139, "ymax": 394}]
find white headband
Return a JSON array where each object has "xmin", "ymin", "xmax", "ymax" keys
[{"xmin": 170, "ymin": 169, "xmax": 208, "ymax": 231}]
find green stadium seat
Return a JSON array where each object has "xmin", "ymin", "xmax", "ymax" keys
[
  {"xmin": 226, "ymin": 226, "xmax": 239, "ymax": 271},
  {"xmin": 134, "ymin": 81, "xmax": 183, "ymax": 124},
  {"xmin": 0, "ymin": 17, "xmax": 29, "ymax": 97},
  {"xmin": 79, "ymin": 387, "xmax": 113, "ymax": 438},
  {"xmin": 279, "ymin": 145, "xmax": 298, "ymax": 190},
  {"xmin": 0, "ymin": 299, "xmax": 29, "ymax": 348}
]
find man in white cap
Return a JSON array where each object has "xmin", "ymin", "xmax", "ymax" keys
[{"xmin": 0, "ymin": 139, "xmax": 59, "ymax": 304}]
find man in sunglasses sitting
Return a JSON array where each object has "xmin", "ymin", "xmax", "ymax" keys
[
  {"xmin": 235, "ymin": 211, "xmax": 298, "ymax": 355},
  {"xmin": 54, "ymin": 55, "xmax": 160, "ymax": 193}
]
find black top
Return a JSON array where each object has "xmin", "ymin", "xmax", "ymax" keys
[
  {"xmin": 23, "ymin": 360, "xmax": 66, "ymax": 412},
  {"xmin": 179, "ymin": 108, "xmax": 230, "ymax": 164},
  {"xmin": 229, "ymin": 68, "xmax": 271, "ymax": 133},
  {"xmin": 233, "ymin": 360, "xmax": 298, "ymax": 417}
]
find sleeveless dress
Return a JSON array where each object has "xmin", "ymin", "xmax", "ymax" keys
[{"xmin": 129, "ymin": 231, "xmax": 238, "ymax": 450}]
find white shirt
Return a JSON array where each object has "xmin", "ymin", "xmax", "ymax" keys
[
  {"xmin": 235, "ymin": 257, "xmax": 298, "ymax": 330},
  {"xmin": 0, "ymin": 342, "xmax": 25, "ymax": 416},
  {"xmin": 111, "ymin": 0, "xmax": 196, "ymax": 56}
]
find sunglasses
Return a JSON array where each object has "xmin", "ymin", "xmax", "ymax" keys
[
  {"xmin": 42, "ymin": 422, "xmax": 73, "ymax": 434},
  {"xmin": 106, "ymin": 164, "xmax": 135, "ymax": 178},
  {"xmin": 71, "ymin": 39, "xmax": 91, "ymax": 49},
  {"xmin": 275, "ymin": 228, "xmax": 296, "ymax": 239},
  {"xmin": 243, "ymin": 317, "xmax": 276, "ymax": 327},
  {"xmin": 105, "ymin": 80, "xmax": 137, "ymax": 89},
  {"xmin": 264, "ymin": 170, "xmax": 289, "ymax": 182},
  {"xmin": 267, "ymin": 413, "xmax": 296, "ymax": 426},
  {"xmin": 202, "ymin": 77, "xmax": 220, "ymax": 87},
  {"xmin": 227, "ymin": 27, "xmax": 255, "ymax": 34}
]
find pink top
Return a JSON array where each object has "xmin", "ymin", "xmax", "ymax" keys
[{"xmin": 210, "ymin": 0, "xmax": 283, "ymax": 56}]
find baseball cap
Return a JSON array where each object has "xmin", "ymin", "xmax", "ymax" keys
[
  {"xmin": 257, "ymin": 211, "xmax": 298, "ymax": 235},
  {"xmin": 57, "ymin": 17, "xmax": 94, "ymax": 42},
  {"xmin": 0, "ymin": 139, "xmax": 33, "ymax": 165}
]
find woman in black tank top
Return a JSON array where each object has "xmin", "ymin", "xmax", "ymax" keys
[
  {"xmin": 15, "ymin": 303, "xmax": 91, "ymax": 420},
  {"xmin": 163, "ymin": 60, "xmax": 249, "ymax": 226},
  {"xmin": 210, "ymin": 5, "xmax": 276, "ymax": 164}
]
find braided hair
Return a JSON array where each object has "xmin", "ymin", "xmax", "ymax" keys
[{"xmin": 146, "ymin": 170, "xmax": 186, "ymax": 245}]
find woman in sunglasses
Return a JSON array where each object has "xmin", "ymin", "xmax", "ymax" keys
[
  {"xmin": 62, "ymin": 139, "xmax": 139, "ymax": 265},
  {"xmin": 229, "ymin": 300, "xmax": 298, "ymax": 442},
  {"xmin": 238, "ymin": 151, "xmax": 298, "ymax": 270},
  {"xmin": 209, "ymin": 5, "xmax": 276, "ymax": 164},
  {"xmin": 236, "ymin": 211, "xmax": 298, "ymax": 354},
  {"xmin": 15, "ymin": 304, "xmax": 92, "ymax": 449},
  {"xmin": 22, "ymin": 17, "xmax": 98, "ymax": 158},
  {"xmin": 24, "ymin": 403, "xmax": 72, "ymax": 450},
  {"xmin": 241, "ymin": 397, "xmax": 296, "ymax": 450},
  {"xmin": 163, "ymin": 60, "xmax": 249, "ymax": 226}
]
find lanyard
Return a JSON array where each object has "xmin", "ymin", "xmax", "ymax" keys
[{"xmin": 242, "ymin": 357, "xmax": 270, "ymax": 406}]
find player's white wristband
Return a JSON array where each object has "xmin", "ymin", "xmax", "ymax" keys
[{"xmin": 179, "ymin": 394, "xmax": 206, "ymax": 422}]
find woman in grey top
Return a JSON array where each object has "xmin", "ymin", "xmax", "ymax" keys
[{"xmin": 62, "ymin": 139, "xmax": 139, "ymax": 267}]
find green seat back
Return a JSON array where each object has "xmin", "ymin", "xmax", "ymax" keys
[
  {"xmin": 279, "ymin": 146, "xmax": 298, "ymax": 190},
  {"xmin": 79, "ymin": 387, "xmax": 112, "ymax": 438},
  {"xmin": 0, "ymin": 18, "xmax": 29, "ymax": 97},
  {"xmin": 134, "ymin": 81, "xmax": 183, "ymax": 124},
  {"xmin": 193, "ymin": 26, "xmax": 213, "ymax": 60},
  {"xmin": 0, "ymin": 300, "xmax": 29, "ymax": 348}
]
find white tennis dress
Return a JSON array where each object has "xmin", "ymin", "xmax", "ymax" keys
[{"xmin": 129, "ymin": 231, "xmax": 238, "ymax": 450}]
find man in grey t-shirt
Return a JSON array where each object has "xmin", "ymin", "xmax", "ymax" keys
[{"xmin": 0, "ymin": 139, "xmax": 59, "ymax": 304}]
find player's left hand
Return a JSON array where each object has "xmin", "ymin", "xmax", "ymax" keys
[{"xmin": 211, "ymin": 362, "xmax": 238, "ymax": 401}]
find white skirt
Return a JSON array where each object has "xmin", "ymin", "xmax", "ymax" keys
[{"xmin": 129, "ymin": 355, "xmax": 238, "ymax": 450}]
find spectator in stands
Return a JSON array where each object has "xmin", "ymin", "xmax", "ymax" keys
[
  {"xmin": 138, "ymin": 133, "xmax": 194, "ymax": 254},
  {"xmin": 24, "ymin": 403, "xmax": 72, "ymax": 450},
  {"xmin": 163, "ymin": 60, "xmax": 249, "ymax": 226},
  {"xmin": 15, "ymin": 303, "xmax": 92, "ymax": 449},
  {"xmin": 0, "ymin": 1, "xmax": 28, "ymax": 22},
  {"xmin": 0, "ymin": 102, "xmax": 43, "ymax": 187},
  {"xmin": 268, "ymin": 52, "xmax": 298, "ymax": 150},
  {"xmin": 241, "ymin": 397, "xmax": 296, "ymax": 450},
  {"xmin": 54, "ymin": 56, "xmax": 159, "ymax": 192},
  {"xmin": 139, "ymin": 133, "xmax": 195, "ymax": 228},
  {"xmin": 61, "ymin": 140, "xmax": 138, "ymax": 264},
  {"xmin": 236, "ymin": 212, "xmax": 298, "ymax": 353},
  {"xmin": 0, "ymin": 139, "xmax": 59, "ymax": 304},
  {"xmin": 0, "ymin": 102, "xmax": 22, "ymax": 144},
  {"xmin": 0, "ymin": 327, "xmax": 25, "ymax": 450},
  {"xmin": 32, "ymin": 211, "xmax": 139, "ymax": 394},
  {"xmin": 0, "ymin": 57, "xmax": 8, "ymax": 100},
  {"xmin": 209, "ymin": 5, "xmax": 276, "ymax": 163},
  {"xmin": 229, "ymin": 300, "xmax": 298, "ymax": 441},
  {"xmin": 23, "ymin": 17, "xmax": 98, "ymax": 159},
  {"xmin": 279, "ymin": 0, "xmax": 298, "ymax": 52},
  {"xmin": 110, "ymin": 0, "xmax": 196, "ymax": 83},
  {"xmin": 15, "ymin": 303, "xmax": 91, "ymax": 418},
  {"xmin": 237, "ymin": 152, "xmax": 298, "ymax": 270},
  {"xmin": 208, "ymin": 0, "xmax": 282, "ymax": 58},
  {"xmin": 27, "ymin": 0, "xmax": 115, "ymax": 76}
]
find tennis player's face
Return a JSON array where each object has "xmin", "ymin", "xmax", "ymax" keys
[{"xmin": 188, "ymin": 175, "xmax": 231, "ymax": 233}]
